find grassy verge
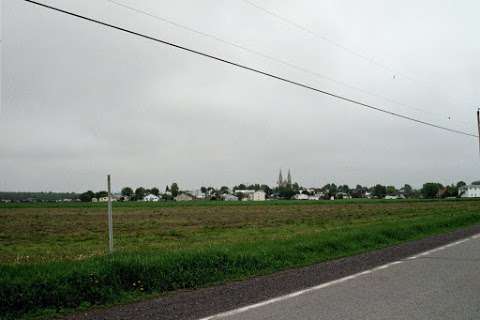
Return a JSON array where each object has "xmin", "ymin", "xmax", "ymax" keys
[{"xmin": 1, "ymin": 206, "xmax": 480, "ymax": 319}]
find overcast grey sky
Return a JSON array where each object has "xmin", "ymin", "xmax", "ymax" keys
[{"xmin": 1, "ymin": 0, "xmax": 479, "ymax": 192}]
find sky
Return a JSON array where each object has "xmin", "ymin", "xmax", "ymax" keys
[{"xmin": 1, "ymin": 0, "xmax": 480, "ymax": 192}]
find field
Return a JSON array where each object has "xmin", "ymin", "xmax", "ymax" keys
[{"xmin": 1, "ymin": 199, "xmax": 480, "ymax": 319}]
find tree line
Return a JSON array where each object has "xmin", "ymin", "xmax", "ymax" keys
[{"xmin": 76, "ymin": 181, "xmax": 468, "ymax": 202}]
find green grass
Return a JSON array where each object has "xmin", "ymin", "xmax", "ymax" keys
[{"xmin": 1, "ymin": 199, "xmax": 480, "ymax": 319}]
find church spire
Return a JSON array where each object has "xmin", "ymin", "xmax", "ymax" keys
[
  {"xmin": 287, "ymin": 169, "xmax": 292, "ymax": 186},
  {"xmin": 278, "ymin": 169, "xmax": 283, "ymax": 187}
]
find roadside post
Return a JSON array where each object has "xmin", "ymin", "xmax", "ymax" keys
[
  {"xmin": 107, "ymin": 174, "xmax": 113, "ymax": 253},
  {"xmin": 477, "ymin": 109, "xmax": 480, "ymax": 155}
]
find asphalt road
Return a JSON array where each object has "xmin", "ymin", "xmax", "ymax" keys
[{"xmin": 207, "ymin": 234, "xmax": 480, "ymax": 320}]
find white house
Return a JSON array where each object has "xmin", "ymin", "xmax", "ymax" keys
[
  {"xmin": 385, "ymin": 195, "xmax": 400, "ymax": 200},
  {"xmin": 98, "ymin": 197, "xmax": 116, "ymax": 202},
  {"xmin": 250, "ymin": 190, "xmax": 266, "ymax": 201},
  {"xmin": 175, "ymin": 193, "xmax": 194, "ymax": 201},
  {"xmin": 293, "ymin": 193, "xmax": 310, "ymax": 200},
  {"xmin": 460, "ymin": 182, "xmax": 480, "ymax": 198},
  {"xmin": 223, "ymin": 194, "xmax": 239, "ymax": 201},
  {"xmin": 143, "ymin": 194, "xmax": 160, "ymax": 202}
]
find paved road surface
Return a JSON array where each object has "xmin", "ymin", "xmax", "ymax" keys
[{"xmin": 206, "ymin": 235, "xmax": 480, "ymax": 320}]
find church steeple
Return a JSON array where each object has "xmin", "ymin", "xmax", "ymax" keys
[
  {"xmin": 278, "ymin": 169, "xmax": 284, "ymax": 187},
  {"xmin": 287, "ymin": 169, "xmax": 292, "ymax": 186}
]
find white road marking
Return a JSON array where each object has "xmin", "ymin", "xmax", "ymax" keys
[{"xmin": 198, "ymin": 233, "xmax": 480, "ymax": 320}]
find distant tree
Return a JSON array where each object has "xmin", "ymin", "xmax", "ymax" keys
[
  {"xmin": 324, "ymin": 183, "xmax": 337, "ymax": 197},
  {"xmin": 150, "ymin": 187, "xmax": 160, "ymax": 196},
  {"xmin": 456, "ymin": 181, "xmax": 466, "ymax": 188},
  {"xmin": 171, "ymin": 183, "xmax": 179, "ymax": 197},
  {"xmin": 292, "ymin": 183, "xmax": 300, "ymax": 193},
  {"xmin": 121, "ymin": 187, "xmax": 133, "ymax": 197},
  {"xmin": 386, "ymin": 186, "xmax": 397, "ymax": 196},
  {"xmin": 338, "ymin": 185, "xmax": 350, "ymax": 194},
  {"xmin": 351, "ymin": 185, "xmax": 366, "ymax": 198},
  {"xmin": 421, "ymin": 183, "xmax": 443, "ymax": 199},
  {"xmin": 219, "ymin": 186, "xmax": 229, "ymax": 194},
  {"xmin": 95, "ymin": 191, "xmax": 108, "ymax": 198},
  {"xmin": 206, "ymin": 186, "xmax": 216, "ymax": 195},
  {"xmin": 277, "ymin": 186, "xmax": 296, "ymax": 199},
  {"xmin": 134, "ymin": 187, "xmax": 146, "ymax": 200},
  {"xmin": 79, "ymin": 190, "xmax": 95, "ymax": 202},
  {"xmin": 260, "ymin": 184, "xmax": 273, "ymax": 196},
  {"xmin": 402, "ymin": 184, "xmax": 413, "ymax": 198},
  {"xmin": 200, "ymin": 186, "xmax": 207, "ymax": 194},
  {"xmin": 372, "ymin": 184, "xmax": 387, "ymax": 198},
  {"xmin": 237, "ymin": 184, "xmax": 247, "ymax": 191},
  {"xmin": 444, "ymin": 184, "xmax": 458, "ymax": 198}
]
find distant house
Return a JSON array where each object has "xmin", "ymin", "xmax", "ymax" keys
[
  {"xmin": 308, "ymin": 194, "xmax": 321, "ymax": 201},
  {"xmin": 336, "ymin": 192, "xmax": 352, "ymax": 200},
  {"xmin": 293, "ymin": 193, "xmax": 310, "ymax": 200},
  {"xmin": 385, "ymin": 195, "xmax": 399, "ymax": 200},
  {"xmin": 117, "ymin": 195, "xmax": 130, "ymax": 202},
  {"xmin": 98, "ymin": 196, "xmax": 116, "ymax": 202},
  {"xmin": 175, "ymin": 193, "xmax": 194, "ymax": 201},
  {"xmin": 143, "ymin": 194, "xmax": 160, "ymax": 202},
  {"xmin": 222, "ymin": 194, "xmax": 239, "ymax": 201},
  {"xmin": 91, "ymin": 197, "xmax": 98, "ymax": 202},
  {"xmin": 460, "ymin": 181, "xmax": 480, "ymax": 198},
  {"xmin": 250, "ymin": 191, "xmax": 266, "ymax": 201}
]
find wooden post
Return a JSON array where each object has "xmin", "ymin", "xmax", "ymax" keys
[
  {"xmin": 477, "ymin": 109, "xmax": 480, "ymax": 156},
  {"xmin": 107, "ymin": 174, "xmax": 113, "ymax": 253}
]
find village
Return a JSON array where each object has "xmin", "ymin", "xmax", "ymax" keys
[{"xmin": 81, "ymin": 170, "xmax": 478, "ymax": 203}]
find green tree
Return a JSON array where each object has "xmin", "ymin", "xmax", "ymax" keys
[
  {"xmin": 260, "ymin": 184, "xmax": 272, "ymax": 196},
  {"xmin": 338, "ymin": 185, "xmax": 350, "ymax": 194},
  {"xmin": 171, "ymin": 183, "xmax": 179, "ymax": 197},
  {"xmin": 372, "ymin": 184, "xmax": 387, "ymax": 198},
  {"xmin": 456, "ymin": 181, "xmax": 466, "ymax": 188},
  {"xmin": 234, "ymin": 184, "xmax": 247, "ymax": 191},
  {"xmin": 386, "ymin": 186, "xmax": 397, "ymax": 196},
  {"xmin": 200, "ymin": 186, "xmax": 207, "ymax": 194},
  {"xmin": 121, "ymin": 187, "xmax": 133, "ymax": 197},
  {"xmin": 219, "ymin": 186, "xmax": 229, "ymax": 194},
  {"xmin": 421, "ymin": 183, "xmax": 443, "ymax": 199},
  {"xmin": 444, "ymin": 184, "xmax": 458, "ymax": 198},
  {"xmin": 79, "ymin": 190, "xmax": 95, "ymax": 202},
  {"xmin": 134, "ymin": 187, "xmax": 146, "ymax": 200},
  {"xmin": 402, "ymin": 184, "xmax": 413, "ymax": 198},
  {"xmin": 150, "ymin": 187, "xmax": 160, "ymax": 196},
  {"xmin": 95, "ymin": 191, "xmax": 108, "ymax": 198},
  {"xmin": 351, "ymin": 185, "xmax": 363, "ymax": 198}
]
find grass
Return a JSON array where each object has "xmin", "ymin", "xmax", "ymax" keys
[{"xmin": 1, "ymin": 199, "xmax": 480, "ymax": 319}]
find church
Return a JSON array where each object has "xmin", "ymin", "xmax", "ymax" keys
[{"xmin": 277, "ymin": 169, "xmax": 292, "ymax": 188}]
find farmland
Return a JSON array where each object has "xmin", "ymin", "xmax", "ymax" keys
[{"xmin": 1, "ymin": 199, "xmax": 480, "ymax": 319}]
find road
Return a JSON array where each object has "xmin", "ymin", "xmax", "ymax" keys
[
  {"xmin": 67, "ymin": 226, "xmax": 480, "ymax": 320},
  {"xmin": 205, "ymin": 234, "xmax": 480, "ymax": 320}
]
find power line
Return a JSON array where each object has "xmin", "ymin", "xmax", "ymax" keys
[
  {"xmin": 241, "ymin": 0, "xmax": 473, "ymax": 120},
  {"xmin": 106, "ymin": 0, "xmax": 468, "ymax": 126},
  {"xmin": 23, "ymin": 0, "xmax": 478, "ymax": 139}
]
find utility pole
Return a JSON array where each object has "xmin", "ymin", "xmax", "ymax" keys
[{"xmin": 107, "ymin": 174, "xmax": 113, "ymax": 253}]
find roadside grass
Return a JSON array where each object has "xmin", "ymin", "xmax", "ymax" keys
[{"xmin": 0, "ymin": 200, "xmax": 479, "ymax": 319}]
